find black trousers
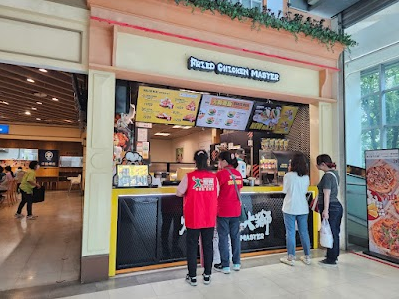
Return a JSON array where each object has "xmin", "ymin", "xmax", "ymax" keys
[
  {"xmin": 17, "ymin": 190, "xmax": 33, "ymax": 216},
  {"xmin": 186, "ymin": 227, "xmax": 214, "ymax": 277},
  {"xmin": 319, "ymin": 201, "xmax": 343, "ymax": 262}
]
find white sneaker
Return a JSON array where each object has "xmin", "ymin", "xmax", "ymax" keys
[
  {"xmin": 26, "ymin": 215, "xmax": 38, "ymax": 220},
  {"xmin": 280, "ymin": 257, "xmax": 295, "ymax": 266},
  {"xmin": 14, "ymin": 213, "xmax": 24, "ymax": 219},
  {"xmin": 300, "ymin": 256, "xmax": 311, "ymax": 265}
]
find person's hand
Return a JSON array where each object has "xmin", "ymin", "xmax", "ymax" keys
[{"xmin": 322, "ymin": 209, "xmax": 329, "ymax": 220}]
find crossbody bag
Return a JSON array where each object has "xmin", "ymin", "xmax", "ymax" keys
[{"xmin": 226, "ymin": 168, "xmax": 248, "ymax": 222}]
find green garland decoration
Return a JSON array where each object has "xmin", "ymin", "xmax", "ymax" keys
[{"xmin": 172, "ymin": 0, "xmax": 357, "ymax": 50}]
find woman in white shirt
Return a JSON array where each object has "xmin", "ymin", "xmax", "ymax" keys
[{"xmin": 280, "ymin": 154, "xmax": 311, "ymax": 266}]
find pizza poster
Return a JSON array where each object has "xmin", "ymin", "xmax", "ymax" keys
[
  {"xmin": 195, "ymin": 95, "xmax": 253, "ymax": 131},
  {"xmin": 365, "ymin": 149, "xmax": 399, "ymax": 261},
  {"xmin": 248, "ymin": 102, "xmax": 298, "ymax": 134},
  {"xmin": 135, "ymin": 86, "xmax": 201, "ymax": 126}
]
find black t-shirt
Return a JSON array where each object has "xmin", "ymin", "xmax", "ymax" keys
[{"xmin": 317, "ymin": 170, "xmax": 340, "ymax": 205}]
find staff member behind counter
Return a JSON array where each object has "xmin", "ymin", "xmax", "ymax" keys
[{"xmin": 176, "ymin": 150, "xmax": 219, "ymax": 286}]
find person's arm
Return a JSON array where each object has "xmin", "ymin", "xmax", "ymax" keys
[
  {"xmin": 282, "ymin": 173, "xmax": 289, "ymax": 194},
  {"xmin": 27, "ymin": 172, "xmax": 40, "ymax": 188},
  {"xmin": 176, "ymin": 175, "xmax": 188, "ymax": 197},
  {"xmin": 322, "ymin": 189, "xmax": 331, "ymax": 220},
  {"xmin": 216, "ymin": 177, "xmax": 220, "ymax": 196}
]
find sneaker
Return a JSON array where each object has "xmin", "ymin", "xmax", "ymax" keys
[
  {"xmin": 214, "ymin": 263, "xmax": 230, "ymax": 274},
  {"xmin": 202, "ymin": 273, "xmax": 211, "ymax": 285},
  {"xmin": 26, "ymin": 215, "xmax": 38, "ymax": 220},
  {"xmin": 185, "ymin": 274, "xmax": 197, "ymax": 286},
  {"xmin": 233, "ymin": 264, "xmax": 241, "ymax": 271},
  {"xmin": 318, "ymin": 259, "xmax": 337, "ymax": 267},
  {"xmin": 280, "ymin": 257, "xmax": 295, "ymax": 266},
  {"xmin": 300, "ymin": 256, "xmax": 311, "ymax": 265},
  {"xmin": 14, "ymin": 213, "xmax": 24, "ymax": 219}
]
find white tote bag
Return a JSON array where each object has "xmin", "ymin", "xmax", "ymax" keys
[{"xmin": 320, "ymin": 219, "xmax": 333, "ymax": 249}]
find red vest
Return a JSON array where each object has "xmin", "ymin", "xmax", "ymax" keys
[{"xmin": 184, "ymin": 170, "xmax": 218, "ymax": 229}]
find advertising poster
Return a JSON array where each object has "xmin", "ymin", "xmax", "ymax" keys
[
  {"xmin": 117, "ymin": 165, "xmax": 149, "ymax": 187},
  {"xmin": 195, "ymin": 95, "xmax": 253, "ymax": 131},
  {"xmin": 38, "ymin": 149, "xmax": 59, "ymax": 167},
  {"xmin": 365, "ymin": 149, "xmax": 399, "ymax": 262},
  {"xmin": 176, "ymin": 148, "xmax": 184, "ymax": 162},
  {"xmin": 248, "ymin": 103, "xmax": 298, "ymax": 134},
  {"xmin": 136, "ymin": 86, "xmax": 201, "ymax": 126}
]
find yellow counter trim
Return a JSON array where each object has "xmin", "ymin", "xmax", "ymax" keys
[{"xmin": 108, "ymin": 186, "xmax": 318, "ymax": 277}]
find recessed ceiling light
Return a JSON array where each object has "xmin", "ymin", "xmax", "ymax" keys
[
  {"xmin": 31, "ymin": 107, "xmax": 37, "ymax": 110},
  {"xmin": 36, "ymin": 118, "xmax": 41, "ymax": 121},
  {"xmin": 173, "ymin": 125, "xmax": 182, "ymax": 129},
  {"xmin": 1, "ymin": 101, "xmax": 9, "ymax": 105},
  {"xmin": 52, "ymin": 97, "xmax": 59, "ymax": 101},
  {"xmin": 182, "ymin": 126, "xmax": 192, "ymax": 129},
  {"xmin": 154, "ymin": 132, "xmax": 171, "ymax": 136},
  {"xmin": 33, "ymin": 92, "xmax": 47, "ymax": 98},
  {"xmin": 64, "ymin": 120, "xmax": 73, "ymax": 123},
  {"xmin": 25, "ymin": 111, "xmax": 31, "ymax": 115},
  {"xmin": 27, "ymin": 78, "xmax": 35, "ymax": 83},
  {"xmin": 39, "ymin": 68, "xmax": 48, "ymax": 73},
  {"xmin": 36, "ymin": 101, "xmax": 42, "ymax": 105}
]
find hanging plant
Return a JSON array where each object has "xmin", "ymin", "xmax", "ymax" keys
[{"xmin": 172, "ymin": 0, "xmax": 357, "ymax": 50}]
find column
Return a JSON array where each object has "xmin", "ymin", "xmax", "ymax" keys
[{"xmin": 81, "ymin": 70, "xmax": 115, "ymax": 283}]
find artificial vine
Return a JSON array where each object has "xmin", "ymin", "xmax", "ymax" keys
[{"xmin": 172, "ymin": 0, "xmax": 357, "ymax": 50}]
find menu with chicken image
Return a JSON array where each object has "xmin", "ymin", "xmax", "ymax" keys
[
  {"xmin": 136, "ymin": 86, "xmax": 201, "ymax": 126},
  {"xmin": 195, "ymin": 95, "xmax": 253, "ymax": 131}
]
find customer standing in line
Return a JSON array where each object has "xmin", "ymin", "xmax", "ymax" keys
[
  {"xmin": 316, "ymin": 154, "xmax": 343, "ymax": 267},
  {"xmin": 214, "ymin": 150, "xmax": 243, "ymax": 274},
  {"xmin": 15, "ymin": 161, "xmax": 41, "ymax": 220},
  {"xmin": 176, "ymin": 150, "xmax": 218, "ymax": 286},
  {"xmin": 280, "ymin": 154, "xmax": 311, "ymax": 266}
]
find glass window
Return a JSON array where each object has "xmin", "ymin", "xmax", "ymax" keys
[
  {"xmin": 230, "ymin": 0, "xmax": 262, "ymax": 10},
  {"xmin": 385, "ymin": 90, "xmax": 399, "ymax": 125},
  {"xmin": 385, "ymin": 63, "xmax": 399, "ymax": 90},
  {"xmin": 361, "ymin": 95, "xmax": 380, "ymax": 128},
  {"xmin": 361, "ymin": 70, "xmax": 379, "ymax": 97},
  {"xmin": 361, "ymin": 129, "xmax": 381, "ymax": 151},
  {"xmin": 387, "ymin": 127, "xmax": 399, "ymax": 148}
]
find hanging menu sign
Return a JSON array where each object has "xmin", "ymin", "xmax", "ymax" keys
[
  {"xmin": 136, "ymin": 86, "xmax": 201, "ymax": 126},
  {"xmin": 365, "ymin": 149, "xmax": 399, "ymax": 263},
  {"xmin": 188, "ymin": 56, "xmax": 280, "ymax": 83},
  {"xmin": 195, "ymin": 95, "xmax": 253, "ymax": 131},
  {"xmin": 249, "ymin": 102, "xmax": 298, "ymax": 134}
]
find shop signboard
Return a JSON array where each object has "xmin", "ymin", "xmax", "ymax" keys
[
  {"xmin": 248, "ymin": 102, "xmax": 298, "ymax": 134},
  {"xmin": 38, "ymin": 149, "xmax": 59, "ymax": 167},
  {"xmin": 136, "ymin": 86, "xmax": 201, "ymax": 126},
  {"xmin": 365, "ymin": 149, "xmax": 399, "ymax": 263},
  {"xmin": 0, "ymin": 124, "xmax": 9, "ymax": 134},
  {"xmin": 195, "ymin": 95, "xmax": 253, "ymax": 131}
]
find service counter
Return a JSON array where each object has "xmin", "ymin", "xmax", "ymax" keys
[{"xmin": 109, "ymin": 186, "xmax": 318, "ymax": 276}]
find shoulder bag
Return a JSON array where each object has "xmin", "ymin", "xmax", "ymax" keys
[
  {"xmin": 226, "ymin": 168, "xmax": 248, "ymax": 222},
  {"xmin": 310, "ymin": 171, "xmax": 339, "ymax": 213}
]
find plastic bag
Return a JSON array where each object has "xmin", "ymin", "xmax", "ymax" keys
[{"xmin": 320, "ymin": 219, "xmax": 333, "ymax": 249}]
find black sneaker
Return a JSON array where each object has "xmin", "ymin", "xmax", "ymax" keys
[
  {"xmin": 318, "ymin": 258, "xmax": 337, "ymax": 267},
  {"xmin": 185, "ymin": 274, "xmax": 197, "ymax": 286},
  {"xmin": 203, "ymin": 273, "xmax": 211, "ymax": 285},
  {"xmin": 214, "ymin": 263, "xmax": 230, "ymax": 274}
]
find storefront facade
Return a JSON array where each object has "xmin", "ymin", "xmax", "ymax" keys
[{"xmin": 86, "ymin": 0, "xmax": 345, "ymax": 280}]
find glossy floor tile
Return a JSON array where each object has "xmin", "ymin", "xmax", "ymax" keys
[
  {"xmin": 0, "ymin": 191, "xmax": 82, "ymax": 291},
  {"xmin": 58, "ymin": 253, "xmax": 399, "ymax": 299}
]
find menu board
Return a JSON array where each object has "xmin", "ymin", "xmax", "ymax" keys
[
  {"xmin": 117, "ymin": 165, "xmax": 149, "ymax": 187},
  {"xmin": 365, "ymin": 149, "xmax": 399, "ymax": 262},
  {"xmin": 136, "ymin": 86, "xmax": 201, "ymax": 126},
  {"xmin": 195, "ymin": 95, "xmax": 253, "ymax": 131},
  {"xmin": 248, "ymin": 103, "xmax": 298, "ymax": 134}
]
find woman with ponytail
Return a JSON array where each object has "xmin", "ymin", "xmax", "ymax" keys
[
  {"xmin": 214, "ymin": 150, "xmax": 243, "ymax": 274},
  {"xmin": 316, "ymin": 154, "xmax": 343, "ymax": 267}
]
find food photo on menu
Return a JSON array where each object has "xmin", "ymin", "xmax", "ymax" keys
[
  {"xmin": 195, "ymin": 95, "xmax": 253, "ymax": 131},
  {"xmin": 365, "ymin": 149, "xmax": 399, "ymax": 260}
]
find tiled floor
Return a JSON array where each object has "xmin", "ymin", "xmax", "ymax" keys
[
  {"xmin": 0, "ymin": 191, "xmax": 82, "ymax": 291},
  {"xmin": 57, "ymin": 252, "xmax": 399, "ymax": 299}
]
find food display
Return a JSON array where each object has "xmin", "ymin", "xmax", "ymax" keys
[
  {"xmin": 248, "ymin": 103, "xmax": 298, "ymax": 134},
  {"xmin": 261, "ymin": 138, "xmax": 289, "ymax": 151},
  {"xmin": 136, "ymin": 86, "xmax": 201, "ymax": 126},
  {"xmin": 195, "ymin": 95, "xmax": 253, "ymax": 131},
  {"xmin": 366, "ymin": 149, "xmax": 399, "ymax": 261}
]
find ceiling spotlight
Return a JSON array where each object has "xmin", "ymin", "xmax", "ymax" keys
[
  {"xmin": 25, "ymin": 111, "xmax": 31, "ymax": 115},
  {"xmin": 36, "ymin": 102, "xmax": 42, "ymax": 105},
  {"xmin": 64, "ymin": 120, "xmax": 73, "ymax": 123},
  {"xmin": 154, "ymin": 132, "xmax": 171, "ymax": 136},
  {"xmin": 36, "ymin": 118, "xmax": 41, "ymax": 121},
  {"xmin": 52, "ymin": 97, "xmax": 59, "ymax": 101},
  {"xmin": 39, "ymin": 68, "xmax": 48, "ymax": 73},
  {"xmin": 172, "ymin": 125, "xmax": 182, "ymax": 129},
  {"xmin": 31, "ymin": 107, "xmax": 37, "ymax": 110},
  {"xmin": 33, "ymin": 92, "xmax": 47, "ymax": 98},
  {"xmin": 182, "ymin": 126, "xmax": 192, "ymax": 129},
  {"xmin": 1, "ymin": 101, "xmax": 9, "ymax": 105},
  {"xmin": 27, "ymin": 78, "xmax": 35, "ymax": 83}
]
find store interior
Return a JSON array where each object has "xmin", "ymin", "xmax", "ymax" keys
[{"xmin": 0, "ymin": 63, "xmax": 86, "ymax": 291}]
